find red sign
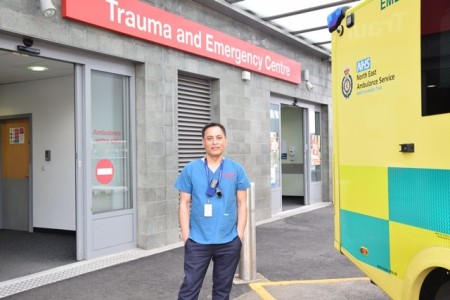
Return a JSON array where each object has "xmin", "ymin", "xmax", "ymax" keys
[
  {"xmin": 62, "ymin": 0, "xmax": 301, "ymax": 84},
  {"xmin": 96, "ymin": 159, "xmax": 114, "ymax": 184}
]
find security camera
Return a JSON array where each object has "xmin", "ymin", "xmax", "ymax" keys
[
  {"xmin": 23, "ymin": 38, "xmax": 33, "ymax": 47},
  {"xmin": 17, "ymin": 37, "xmax": 41, "ymax": 55},
  {"xmin": 303, "ymin": 69, "xmax": 314, "ymax": 91}
]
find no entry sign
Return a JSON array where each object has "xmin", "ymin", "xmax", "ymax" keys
[{"xmin": 96, "ymin": 159, "xmax": 114, "ymax": 184}]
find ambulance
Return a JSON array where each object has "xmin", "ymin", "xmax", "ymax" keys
[{"xmin": 328, "ymin": 0, "xmax": 450, "ymax": 299}]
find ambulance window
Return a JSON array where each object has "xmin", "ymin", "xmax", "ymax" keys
[{"xmin": 421, "ymin": 0, "xmax": 450, "ymax": 116}]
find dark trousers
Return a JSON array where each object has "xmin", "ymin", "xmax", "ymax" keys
[{"xmin": 178, "ymin": 236, "xmax": 242, "ymax": 300}]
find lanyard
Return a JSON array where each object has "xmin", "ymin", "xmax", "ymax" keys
[
  {"xmin": 204, "ymin": 158, "xmax": 224, "ymax": 191},
  {"xmin": 205, "ymin": 158, "xmax": 224, "ymax": 182}
]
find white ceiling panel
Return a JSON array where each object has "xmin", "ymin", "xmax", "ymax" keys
[{"xmin": 231, "ymin": 0, "xmax": 363, "ymax": 53}]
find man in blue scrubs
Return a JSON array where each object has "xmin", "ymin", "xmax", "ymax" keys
[{"xmin": 175, "ymin": 122, "xmax": 250, "ymax": 300}]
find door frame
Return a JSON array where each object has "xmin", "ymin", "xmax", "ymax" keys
[
  {"xmin": 307, "ymin": 108, "xmax": 323, "ymax": 204},
  {"xmin": 0, "ymin": 34, "xmax": 137, "ymax": 260},
  {"xmin": 270, "ymin": 95, "xmax": 323, "ymax": 212},
  {"xmin": 83, "ymin": 65, "xmax": 136, "ymax": 259},
  {"xmin": 269, "ymin": 102, "xmax": 282, "ymax": 215},
  {"xmin": 0, "ymin": 114, "xmax": 33, "ymax": 232},
  {"xmin": 270, "ymin": 97, "xmax": 308, "ymax": 214}
]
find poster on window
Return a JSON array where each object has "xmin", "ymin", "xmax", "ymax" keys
[
  {"xmin": 310, "ymin": 134, "xmax": 321, "ymax": 166},
  {"xmin": 270, "ymin": 132, "xmax": 281, "ymax": 187},
  {"xmin": 9, "ymin": 127, "xmax": 25, "ymax": 144}
]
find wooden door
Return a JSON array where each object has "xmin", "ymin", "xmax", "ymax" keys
[{"xmin": 1, "ymin": 118, "xmax": 30, "ymax": 231}]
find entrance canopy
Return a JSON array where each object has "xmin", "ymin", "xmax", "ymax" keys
[{"xmin": 196, "ymin": 0, "xmax": 363, "ymax": 54}]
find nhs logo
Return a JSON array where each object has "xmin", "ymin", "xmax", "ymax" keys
[{"xmin": 356, "ymin": 57, "xmax": 371, "ymax": 73}]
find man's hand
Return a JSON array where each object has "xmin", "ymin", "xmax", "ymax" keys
[
  {"xmin": 236, "ymin": 189, "xmax": 248, "ymax": 242},
  {"xmin": 178, "ymin": 192, "xmax": 191, "ymax": 243}
]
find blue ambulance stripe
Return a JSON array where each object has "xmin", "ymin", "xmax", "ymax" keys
[
  {"xmin": 340, "ymin": 210, "xmax": 390, "ymax": 273},
  {"xmin": 389, "ymin": 167, "xmax": 450, "ymax": 235}
]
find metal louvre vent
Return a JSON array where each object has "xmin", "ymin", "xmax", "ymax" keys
[{"xmin": 177, "ymin": 74, "xmax": 211, "ymax": 171}]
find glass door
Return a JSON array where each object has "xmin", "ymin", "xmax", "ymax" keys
[
  {"xmin": 91, "ymin": 71, "xmax": 131, "ymax": 214},
  {"xmin": 270, "ymin": 103, "xmax": 282, "ymax": 214},
  {"xmin": 84, "ymin": 65, "xmax": 136, "ymax": 259},
  {"xmin": 308, "ymin": 109, "xmax": 323, "ymax": 203}
]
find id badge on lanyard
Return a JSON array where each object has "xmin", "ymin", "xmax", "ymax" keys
[
  {"xmin": 204, "ymin": 158, "xmax": 224, "ymax": 217},
  {"xmin": 204, "ymin": 203, "xmax": 213, "ymax": 217}
]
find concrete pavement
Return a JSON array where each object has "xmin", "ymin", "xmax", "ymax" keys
[{"xmin": 1, "ymin": 203, "xmax": 390, "ymax": 299}]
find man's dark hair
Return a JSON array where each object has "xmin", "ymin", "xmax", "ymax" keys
[{"xmin": 202, "ymin": 123, "xmax": 226, "ymax": 138}]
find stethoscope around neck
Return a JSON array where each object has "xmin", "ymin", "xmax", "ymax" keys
[{"xmin": 204, "ymin": 158, "xmax": 224, "ymax": 198}]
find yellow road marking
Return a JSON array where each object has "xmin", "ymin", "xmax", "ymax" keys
[{"xmin": 249, "ymin": 277, "xmax": 370, "ymax": 300}]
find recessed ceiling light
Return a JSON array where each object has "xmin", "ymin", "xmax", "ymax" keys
[{"xmin": 28, "ymin": 66, "xmax": 48, "ymax": 72}]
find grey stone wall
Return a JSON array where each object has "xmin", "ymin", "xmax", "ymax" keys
[{"xmin": 0, "ymin": 0, "xmax": 331, "ymax": 250}]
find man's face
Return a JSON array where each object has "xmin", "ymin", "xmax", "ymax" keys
[{"xmin": 202, "ymin": 126, "xmax": 227, "ymax": 157}]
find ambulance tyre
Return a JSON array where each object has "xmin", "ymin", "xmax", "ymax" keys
[
  {"xmin": 419, "ymin": 268, "xmax": 450, "ymax": 300},
  {"xmin": 435, "ymin": 281, "xmax": 450, "ymax": 300}
]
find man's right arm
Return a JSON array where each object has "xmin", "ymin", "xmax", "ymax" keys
[{"xmin": 178, "ymin": 191, "xmax": 191, "ymax": 243}]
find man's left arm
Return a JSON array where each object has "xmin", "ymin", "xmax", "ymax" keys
[{"xmin": 236, "ymin": 189, "xmax": 248, "ymax": 241}]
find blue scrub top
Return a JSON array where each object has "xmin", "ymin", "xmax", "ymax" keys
[{"xmin": 174, "ymin": 157, "xmax": 250, "ymax": 244}]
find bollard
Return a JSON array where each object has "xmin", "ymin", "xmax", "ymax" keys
[{"xmin": 239, "ymin": 182, "xmax": 256, "ymax": 281}]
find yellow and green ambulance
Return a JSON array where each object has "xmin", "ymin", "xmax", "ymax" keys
[{"xmin": 328, "ymin": 0, "xmax": 450, "ymax": 298}]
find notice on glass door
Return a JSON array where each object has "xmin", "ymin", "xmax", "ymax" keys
[{"xmin": 9, "ymin": 127, "xmax": 25, "ymax": 144}]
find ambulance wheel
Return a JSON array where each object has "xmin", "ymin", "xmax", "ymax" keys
[
  {"xmin": 435, "ymin": 281, "xmax": 450, "ymax": 300},
  {"xmin": 419, "ymin": 268, "xmax": 450, "ymax": 300}
]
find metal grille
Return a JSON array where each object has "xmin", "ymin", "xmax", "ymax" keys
[{"xmin": 177, "ymin": 74, "xmax": 211, "ymax": 171}]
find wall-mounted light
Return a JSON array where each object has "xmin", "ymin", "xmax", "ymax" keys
[
  {"xmin": 242, "ymin": 71, "xmax": 251, "ymax": 81},
  {"xmin": 304, "ymin": 69, "xmax": 314, "ymax": 91},
  {"xmin": 40, "ymin": 0, "xmax": 57, "ymax": 18}
]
